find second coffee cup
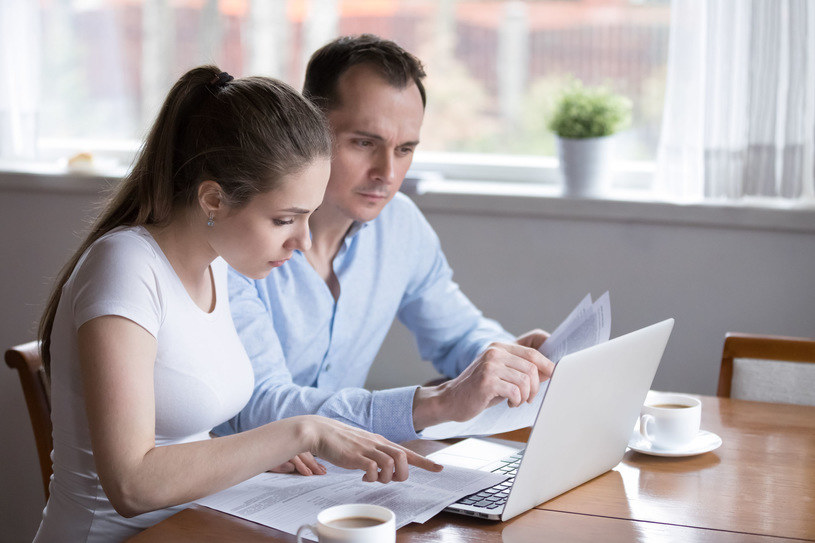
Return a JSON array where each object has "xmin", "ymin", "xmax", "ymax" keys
[{"xmin": 639, "ymin": 394, "xmax": 701, "ymax": 450}]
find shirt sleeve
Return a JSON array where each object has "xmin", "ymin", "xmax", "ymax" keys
[
  {"xmin": 396, "ymin": 205, "xmax": 516, "ymax": 378},
  {"xmin": 69, "ymin": 233, "xmax": 163, "ymax": 337},
  {"xmin": 214, "ymin": 267, "xmax": 422, "ymax": 443}
]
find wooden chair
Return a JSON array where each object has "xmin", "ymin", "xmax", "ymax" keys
[
  {"xmin": 717, "ymin": 333, "xmax": 815, "ymax": 406},
  {"xmin": 5, "ymin": 341, "xmax": 52, "ymax": 501}
]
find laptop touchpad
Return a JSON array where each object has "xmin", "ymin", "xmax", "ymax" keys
[{"xmin": 428, "ymin": 438, "xmax": 523, "ymax": 471}]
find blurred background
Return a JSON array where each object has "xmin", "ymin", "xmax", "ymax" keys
[{"xmin": 29, "ymin": 0, "xmax": 668, "ymax": 162}]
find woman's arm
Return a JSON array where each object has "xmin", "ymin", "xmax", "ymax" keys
[{"xmin": 78, "ymin": 315, "xmax": 441, "ymax": 518}]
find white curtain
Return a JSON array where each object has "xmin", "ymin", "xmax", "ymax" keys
[
  {"xmin": 656, "ymin": 0, "xmax": 815, "ymax": 201},
  {"xmin": 0, "ymin": 1, "xmax": 40, "ymax": 159},
  {"xmin": 0, "ymin": 1, "xmax": 339, "ymax": 161}
]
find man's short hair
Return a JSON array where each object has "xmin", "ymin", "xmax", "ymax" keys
[{"xmin": 303, "ymin": 34, "xmax": 427, "ymax": 111}]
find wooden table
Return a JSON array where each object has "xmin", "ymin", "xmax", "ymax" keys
[{"xmin": 129, "ymin": 396, "xmax": 815, "ymax": 542}]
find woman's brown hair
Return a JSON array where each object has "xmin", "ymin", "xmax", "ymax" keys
[{"xmin": 39, "ymin": 65, "xmax": 331, "ymax": 371}]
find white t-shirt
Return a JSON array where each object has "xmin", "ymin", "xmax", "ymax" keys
[{"xmin": 34, "ymin": 226, "xmax": 254, "ymax": 542}]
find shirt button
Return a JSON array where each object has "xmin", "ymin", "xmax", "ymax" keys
[{"xmin": 325, "ymin": 364, "xmax": 331, "ymax": 372}]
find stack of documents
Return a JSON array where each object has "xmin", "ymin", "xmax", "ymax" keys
[{"xmin": 196, "ymin": 464, "xmax": 507, "ymax": 538}]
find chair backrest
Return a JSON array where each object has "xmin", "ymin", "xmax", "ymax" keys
[
  {"xmin": 717, "ymin": 333, "xmax": 815, "ymax": 406},
  {"xmin": 5, "ymin": 341, "xmax": 52, "ymax": 502}
]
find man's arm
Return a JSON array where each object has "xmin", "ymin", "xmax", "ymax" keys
[
  {"xmin": 215, "ymin": 269, "xmax": 423, "ymax": 443},
  {"xmin": 396, "ymin": 237, "xmax": 516, "ymax": 377},
  {"xmin": 395, "ymin": 212, "xmax": 553, "ymax": 432}
]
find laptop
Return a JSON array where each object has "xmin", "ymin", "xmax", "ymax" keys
[{"xmin": 428, "ymin": 318, "xmax": 675, "ymax": 522}]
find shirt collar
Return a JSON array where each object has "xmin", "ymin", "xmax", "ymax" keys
[{"xmin": 344, "ymin": 220, "xmax": 368, "ymax": 242}]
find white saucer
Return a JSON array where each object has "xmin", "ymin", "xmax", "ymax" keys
[{"xmin": 627, "ymin": 429, "xmax": 722, "ymax": 457}]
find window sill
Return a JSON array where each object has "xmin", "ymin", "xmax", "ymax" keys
[
  {"xmin": 1, "ymin": 161, "xmax": 813, "ymax": 235},
  {"xmin": 404, "ymin": 177, "xmax": 815, "ymax": 234},
  {"xmin": 0, "ymin": 161, "xmax": 126, "ymax": 194}
]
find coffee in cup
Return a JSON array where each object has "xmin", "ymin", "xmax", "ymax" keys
[
  {"xmin": 296, "ymin": 503, "xmax": 395, "ymax": 543},
  {"xmin": 639, "ymin": 394, "xmax": 701, "ymax": 450},
  {"xmin": 325, "ymin": 516, "xmax": 385, "ymax": 529}
]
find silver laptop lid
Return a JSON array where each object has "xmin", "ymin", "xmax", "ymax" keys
[{"xmin": 502, "ymin": 318, "xmax": 674, "ymax": 521}]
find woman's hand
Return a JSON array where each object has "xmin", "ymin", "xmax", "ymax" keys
[
  {"xmin": 301, "ymin": 416, "xmax": 443, "ymax": 483},
  {"xmin": 269, "ymin": 452, "xmax": 326, "ymax": 476}
]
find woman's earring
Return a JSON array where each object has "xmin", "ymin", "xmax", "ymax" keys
[{"xmin": 207, "ymin": 213, "xmax": 215, "ymax": 227}]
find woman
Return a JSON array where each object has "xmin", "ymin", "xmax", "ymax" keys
[{"xmin": 34, "ymin": 66, "xmax": 441, "ymax": 542}]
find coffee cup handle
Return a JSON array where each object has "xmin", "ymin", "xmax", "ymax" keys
[
  {"xmin": 296, "ymin": 523, "xmax": 317, "ymax": 542},
  {"xmin": 640, "ymin": 414, "xmax": 656, "ymax": 442}
]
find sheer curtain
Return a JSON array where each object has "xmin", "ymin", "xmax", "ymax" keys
[
  {"xmin": 657, "ymin": 0, "xmax": 815, "ymax": 201},
  {"xmin": 0, "ymin": 1, "xmax": 40, "ymax": 159},
  {"xmin": 0, "ymin": 1, "xmax": 340, "ymax": 163}
]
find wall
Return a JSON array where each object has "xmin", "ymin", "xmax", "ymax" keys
[
  {"xmin": 1, "ymin": 174, "xmax": 814, "ymax": 541},
  {"xmin": 0, "ymin": 175, "xmax": 109, "ymax": 542},
  {"xmin": 368, "ymin": 191, "xmax": 815, "ymax": 396}
]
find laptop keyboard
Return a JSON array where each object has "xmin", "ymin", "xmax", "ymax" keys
[{"xmin": 455, "ymin": 450, "xmax": 525, "ymax": 510}]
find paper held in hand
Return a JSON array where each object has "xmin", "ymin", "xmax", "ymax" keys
[
  {"xmin": 539, "ymin": 292, "xmax": 611, "ymax": 364},
  {"xmin": 420, "ymin": 292, "xmax": 611, "ymax": 440}
]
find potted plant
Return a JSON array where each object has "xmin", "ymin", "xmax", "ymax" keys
[{"xmin": 547, "ymin": 79, "xmax": 632, "ymax": 197}]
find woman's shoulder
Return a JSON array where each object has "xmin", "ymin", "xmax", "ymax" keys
[
  {"xmin": 91, "ymin": 226, "xmax": 160, "ymax": 259},
  {"xmin": 70, "ymin": 227, "xmax": 163, "ymax": 289},
  {"xmin": 62, "ymin": 226, "xmax": 168, "ymax": 333}
]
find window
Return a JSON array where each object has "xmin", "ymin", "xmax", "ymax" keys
[{"xmin": 17, "ymin": 0, "xmax": 670, "ymax": 187}]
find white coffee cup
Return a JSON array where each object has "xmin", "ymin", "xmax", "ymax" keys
[
  {"xmin": 639, "ymin": 394, "xmax": 701, "ymax": 450},
  {"xmin": 296, "ymin": 503, "xmax": 395, "ymax": 543}
]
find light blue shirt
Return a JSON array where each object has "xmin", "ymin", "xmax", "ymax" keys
[{"xmin": 215, "ymin": 193, "xmax": 514, "ymax": 443}]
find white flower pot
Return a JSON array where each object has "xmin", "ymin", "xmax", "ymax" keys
[{"xmin": 556, "ymin": 135, "xmax": 613, "ymax": 198}]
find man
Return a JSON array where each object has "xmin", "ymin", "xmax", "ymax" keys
[{"xmin": 215, "ymin": 35, "xmax": 552, "ymax": 462}]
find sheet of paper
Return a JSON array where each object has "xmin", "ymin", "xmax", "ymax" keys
[
  {"xmin": 420, "ymin": 383, "xmax": 547, "ymax": 440},
  {"xmin": 420, "ymin": 292, "xmax": 611, "ymax": 440},
  {"xmin": 546, "ymin": 293, "xmax": 593, "ymax": 342},
  {"xmin": 195, "ymin": 464, "xmax": 506, "ymax": 540},
  {"xmin": 539, "ymin": 291, "xmax": 611, "ymax": 363}
]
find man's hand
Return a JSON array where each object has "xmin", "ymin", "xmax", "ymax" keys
[
  {"xmin": 412, "ymin": 342, "xmax": 555, "ymax": 431},
  {"xmin": 516, "ymin": 328, "xmax": 550, "ymax": 350}
]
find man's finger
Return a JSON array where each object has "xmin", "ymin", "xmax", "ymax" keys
[
  {"xmin": 516, "ymin": 328, "xmax": 550, "ymax": 349},
  {"xmin": 497, "ymin": 343, "xmax": 555, "ymax": 377},
  {"xmin": 501, "ymin": 356, "xmax": 542, "ymax": 401},
  {"xmin": 494, "ymin": 364, "xmax": 533, "ymax": 405},
  {"xmin": 496, "ymin": 377, "xmax": 524, "ymax": 407}
]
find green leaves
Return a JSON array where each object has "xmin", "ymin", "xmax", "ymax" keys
[{"xmin": 547, "ymin": 79, "xmax": 632, "ymax": 139}]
